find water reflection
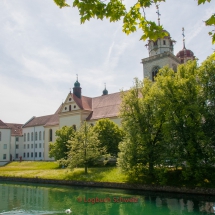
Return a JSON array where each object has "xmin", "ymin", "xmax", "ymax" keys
[{"xmin": 0, "ymin": 182, "xmax": 215, "ymax": 215}]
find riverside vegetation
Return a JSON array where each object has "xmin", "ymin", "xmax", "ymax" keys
[{"xmin": 1, "ymin": 161, "xmax": 215, "ymax": 188}]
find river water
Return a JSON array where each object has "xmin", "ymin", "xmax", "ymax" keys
[{"xmin": 0, "ymin": 182, "xmax": 215, "ymax": 215}]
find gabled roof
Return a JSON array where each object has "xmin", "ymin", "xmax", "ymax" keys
[
  {"xmin": 72, "ymin": 94, "xmax": 92, "ymax": 111},
  {"xmin": 0, "ymin": 120, "xmax": 9, "ymax": 129},
  {"xmin": 86, "ymin": 92, "xmax": 121, "ymax": 120},
  {"xmin": 5, "ymin": 123, "xmax": 23, "ymax": 136},
  {"xmin": 44, "ymin": 114, "xmax": 59, "ymax": 127},
  {"xmin": 23, "ymin": 115, "xmax": 53, "ymax": 128}
]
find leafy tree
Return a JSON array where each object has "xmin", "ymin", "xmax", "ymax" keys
[
  {"xmin": 53, "ymin": 0, "xmax": 214, "ymax": 43},
  {"xmin": 67, "ymin": 121, "xmax": 106, "ymax": 173},
  {"xmin": 49, "ymin": 126, "xmax": 75, "ymax": 160},
  {"xmin": 93, "ymin": 118, "xmax": 124, "ymax": 156},
  {"xmin": 118, "ymin": 78, "xmax": 166, "ymax": 178},
  {"xmin": 154, "ymin": 59, "xmax": 215, "ymax": 181}
]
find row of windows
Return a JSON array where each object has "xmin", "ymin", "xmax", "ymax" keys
[
  {"xmin": 14, "ymin": 152, "xmax": 43, "ymax": 158},
  {"xmin": 24, "ymin": 130, "xmax": 54, "ymax": 142},
  {"xmin": 153, "ymin": 40, "xmax": 173, "ymax": 46},
  {"xmin": 23, "ymin": 143, "xmax": 43, "ymax": 149},
  {"xmin": 0, "ymin": 132, "xmax": 19, "ymax": 142},
  {"xmin": 24, "ymin": 131, "xmax": 45, "ymax": 142}
]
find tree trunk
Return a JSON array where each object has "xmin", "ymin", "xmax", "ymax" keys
[{"xmin": 85, "ymin": 163, "xmax": 87, "ymax": 174}]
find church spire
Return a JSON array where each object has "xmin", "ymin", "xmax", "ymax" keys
[
  {"xmin": 182, "ymin": 27, "xmax": 186, "ymax": 49},
  {"xmin": 156, "ymin": 5, "xmax": 161, "ymax": 26},
  {"xmin": 73, "ymin": 75, "xmax": 82, "ymax": 98},
  {"xmin": 102, "ymin": 83, "xmax": 108, "ymax": 96}
]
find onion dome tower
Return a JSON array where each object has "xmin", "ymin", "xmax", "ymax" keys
[
  {"xmin": 141, "ymin": 5, "xmax": 180, "ymax": 81},
  {"xmin": 102, "ymin": 83, "xmax": 108, "ymax": 96},
  {"xmin": 176, "ymin": 28, "xmax": 195, "ymax": 63},
  {"xmin": 73, "ymin": 74, "xmax": 82, "ymax": 98}
]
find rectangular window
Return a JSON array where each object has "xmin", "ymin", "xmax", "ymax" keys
[
  {"xmin": 31, "ymin": 144, "xmax": 33, "ymax": 149},
  {"xmin": 27, "ymin": 152, "xmax": 29, "ymax": 158},
  {"xmin": 3, "ymin": 154, "xmax": 6, "ymax": 160},
  {"xmin": 16, "ymin": 154, "xmax": 19, "ymax": 159},
  {"xmin": 31, "ymin": 152, "xmax": 33, "ymax": 157},
  {"xmin": 24, "ymin": 133, "xmax": 26, "ymax": 142},
  {"xmin": 39, "ymin": 143, "xmax": 41, "ymax": 148},
  {"xmin": 35, "ymin": 144, "xmax": 37, "ymax": 148},
  {"xmin": 23, "ymin": 153, "xmax": 26, "ymax": 158},
  {"xmin": 3, "ymin": 144, "xmax": 7, "ymax": 149},
  {"xmin": 16, "ymin": 137, "xmax": 19, "ymax": 142},
  {"xmin": 35, "ymin": 152, "xmax": 37, "ymax": 158},
  {"xmin": 27, "ymin": 144, "xmax": 29, "ymax": 149},
  {"xmin": 24, "ymin": 144, "xmax": 26, "ymax": 149},
  {"xmin": 16, "ymin": 144, "xmax": 19, "ymax": 149},
  {"xmin": 39, "ymin": 152, "xmax": 41, "ymax": 157}
]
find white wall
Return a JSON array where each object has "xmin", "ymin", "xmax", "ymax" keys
[
  {"xmin": 22, "ymin": 126, "xmax": 45, "ymax": 161},
  {"xmin": 0, "ymin": 128, "xmax": 11, "ymax": 164}
]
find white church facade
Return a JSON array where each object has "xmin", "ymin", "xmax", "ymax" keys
[{"xmin": 0, "ymin": 27, "xmax": 195, "ymax": 165}]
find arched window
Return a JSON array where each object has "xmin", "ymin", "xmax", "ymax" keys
[
  {"xmin": 31, "ymin": 132, "xmax": 33, "ymax": 141},
  {"xmin": 24, "ymin": 133, "xmax": 26, "ymax": 142},
  {"xmin": 39, "ymin": 131, "xmax": 41, "ymax": 140},
  {"xmin": 152, "ymin": 66, "xmax": 160, "ymax": 82},
  {"xmin": 69, "ymin": 105, "xmax": 71, "ymax": 111},
  {"xmin": 35, "ymin": 132, "xmax": 38, "ymax": 141},
  {"xmin": 27, "ymin": 133, "xmax": 30, "ymax": 141},
  {"xmin": 49, "ymin": 129, "xmax": 52, "ymax": 142},
  {"xmin": 0, "ymin": 131, "xmax": 1, "ymax": 141}
]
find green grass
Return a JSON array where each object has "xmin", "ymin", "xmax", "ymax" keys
[
  {"xmin": 0, "ymin": 162, "xmax": 128, "ymax": 183},
  {"xmin": 1, "ymin": 162, "xmax": 215, "ymax": 189}
]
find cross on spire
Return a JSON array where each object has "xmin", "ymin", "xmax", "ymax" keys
[
  {"xmin": 76, "ymin": 74, "xmax": 78, "ymax": 81},
  {"xmin": 182, "ymin": 27, "xmax": 186, "ymax": 49},
  {"xmin": 156, "ymin": 5, "xmax": 161, "ymax": 26}
]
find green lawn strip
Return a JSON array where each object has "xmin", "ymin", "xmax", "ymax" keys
[{"xmin": 1, "ymin": 162, "xmax": 215, "ymax": 188}]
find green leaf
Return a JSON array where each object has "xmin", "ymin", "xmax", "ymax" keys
[{"xmin": 53, "ymin": 0, "xmax": 70, "ymax": 8}]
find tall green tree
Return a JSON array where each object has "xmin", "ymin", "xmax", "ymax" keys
[
  {"xmin": 49, "ymin": 126, "xmax": 75, "ymax": 160},
  {"xmin": 93, "ymin": 118, "xmax": 124, "ymax": 156},
  {"xmin": 67, "ymin": 121, "xmax": 106, "ymax": 173},
  {"xmin": 118, "ymin": 78, "xmax": 165, "ymax": 178},
  {"xmin": 155, "ymin": 59, "xmax": 215, "ymax": 181},
  {"xmin": 53, "ymin": 0, "xmax": 214, "ymax": 43}
]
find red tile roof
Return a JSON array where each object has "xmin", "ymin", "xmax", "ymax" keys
[
  {"xmin": 0, "ymin": 120, "xmax": 9, "ymax": 129},
  {"xmin": 23, "ymin": 115, "xmax": 53, "ymax": 128},
  {"xmin": 86, "ymin": 92, "xmax": 121, "ymax": 120},
  {"xmin": 5, "ymin": 123, "xmax": 23, "ymax": 136},
  {"xmin": 72, "ymin": 94, "xmax": 92, "ymax": 110}
]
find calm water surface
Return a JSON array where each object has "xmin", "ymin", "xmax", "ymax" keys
[{"xmin": 0, "ymin": 182, "xmax": 215, "ymax": 215}]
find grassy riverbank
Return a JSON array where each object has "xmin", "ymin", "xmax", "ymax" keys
[
  {"xmin": 1, "ymin": 162, "xmax": 215, "ymax": 189},
  {"xmin": 0, "ymin": 162, "xmax": 128, "ymax": 183}
]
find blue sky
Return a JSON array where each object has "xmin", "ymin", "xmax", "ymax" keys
[{"xmin": 0, "ymin": 0, "xmax": 215, "ymax": 124}]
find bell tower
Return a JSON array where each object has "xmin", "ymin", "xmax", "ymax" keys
[{"xmin": 141, "ymin": 5, "xmax": 180, "ymax": 81}]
